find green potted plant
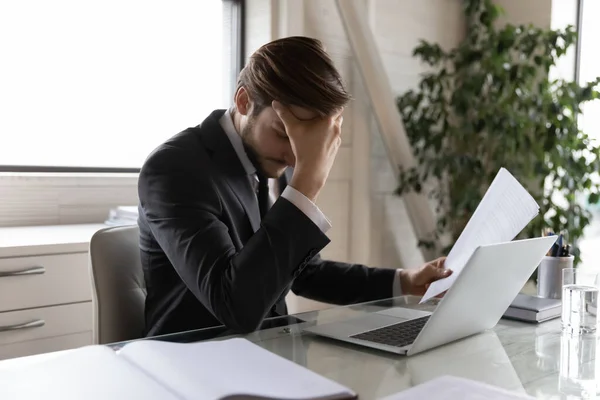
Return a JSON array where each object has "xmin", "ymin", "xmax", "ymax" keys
[{"xmin": 395, "ymin": 0, "xmax": 600, "ymax": 265}]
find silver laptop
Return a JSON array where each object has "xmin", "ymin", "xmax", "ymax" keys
[{"xmin": 303, "ymin": 236, "xmax": 557, "ymax": 356}]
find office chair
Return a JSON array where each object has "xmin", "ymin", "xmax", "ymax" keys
[{"xmin": 89, "ymin": 224, "xmax": 146, "ymax": 344}]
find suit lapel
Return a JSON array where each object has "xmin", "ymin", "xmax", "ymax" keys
[
  {"xmin": 196, "ymin": 110, "xmax": 261, "ymax": 233},
  {"xmin": 227, "ymin": 176, "xmax": 261, "ymax": 233}
]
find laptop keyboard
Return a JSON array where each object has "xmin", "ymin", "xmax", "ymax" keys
[{"xmin": 349, "ymin": 315, "xmax": 430, "ymax": 348}]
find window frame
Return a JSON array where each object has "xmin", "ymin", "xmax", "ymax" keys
[
  {"xmin": 575, "ymin": 0, "xmax": 584, "ymax": 83},
  {"xmin": 0, "ymin": 0, "xmax": 245, "ymax": 174}
]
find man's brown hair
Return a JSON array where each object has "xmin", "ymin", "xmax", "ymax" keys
[{"xmin": 236, "ymin": 36, "xmax": 351, "ymax": 117}]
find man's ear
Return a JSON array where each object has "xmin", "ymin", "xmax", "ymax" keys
[{"xmin": 234, "ymin": 86, "xmax": 252, "ymax": 116}]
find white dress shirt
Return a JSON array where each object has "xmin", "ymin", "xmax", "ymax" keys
[{"xmin": 218, "ymin": 110, "xmax": 403, "ymax": 296}]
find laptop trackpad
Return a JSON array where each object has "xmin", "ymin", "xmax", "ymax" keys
[
  {"xmin": 305, "ymin": 314, "xmax": 402, "ymax": 338},
  {"xmin": 344, "ymin": 314, "xmax": 403, "ymax": 332},
  {"xmin": 376, "ymin": 307, "xmax": 432, "ymax": 320}
]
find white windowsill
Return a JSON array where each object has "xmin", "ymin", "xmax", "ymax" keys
[
  {"xmin": 0, "ymin": 171, "xmax": 139, "ymax": 180},
  {"xmin": 0, "ymin": 172, "xmax": 139, "ymax": 227}
]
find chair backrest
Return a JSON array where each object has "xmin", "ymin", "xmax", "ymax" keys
[{"xmin": 89, "ymin": 225, "xmax": 146, "ymax": 344}]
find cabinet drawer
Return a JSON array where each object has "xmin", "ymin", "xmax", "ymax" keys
[
  {"xmin": 0, "ymin": 331, "xmax": 92, "ymax": 361},
  {"xmin": 0, "ymin": 302, "xmax": 92, "ymax": 347},
  {"xmin": 0, "ymin": 253, "xmax": 92, "ymax": 312}
]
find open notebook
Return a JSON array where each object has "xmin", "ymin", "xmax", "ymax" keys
[{"xmin": 0, "ymin": 338, "xmax": 356, "ymax": 400}]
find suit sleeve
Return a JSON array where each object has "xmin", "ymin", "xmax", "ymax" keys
[
  {"xmin": 291, "ymin": 254, "xmax": 397, "ymax": 305},
  {"xmin": 138, "ymin": 147, "xmax": 330, "ymax": 332}
]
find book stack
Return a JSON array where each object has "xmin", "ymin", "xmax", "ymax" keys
[
  {"xmin": 502, "ymin": 293, "xmax": 561, "ymax": 323},
  {"xmin": 105, "ymin": 205, "xmax": 139, "ymax": 226}
]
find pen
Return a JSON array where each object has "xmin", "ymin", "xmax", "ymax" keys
[
  {"xmin": 554, "ymin": 234, "xmax": 563, "ymax": 257},
  {"xmin": 545, "ymin": 230, "xmax": 571, "ymax": 257},
  {"xmin": 543, "ymin": 229, "xmax": 556, "ymax": 256},
  {"xmin": 550, "ymin": 243, "xmax": 559, "ymax": 257}
]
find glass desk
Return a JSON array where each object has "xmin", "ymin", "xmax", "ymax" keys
[{"xmin": 109, "ymin": 295, "xmax": 599, "ymax": 399}]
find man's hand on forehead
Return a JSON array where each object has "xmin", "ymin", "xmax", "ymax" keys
[{"xmin": 271, "ymin": 100, "xmax": 343, "ymax": 202}]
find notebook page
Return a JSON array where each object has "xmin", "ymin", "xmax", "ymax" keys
[
  {"xmin": 380, "ymin": 375, "xmax": 534, "ymax": 400},
  {"xmin": 421, "ymin": 168, "xmax": 539, "ymax": 303},
  {"xmin": 119, "ymin": 337, "xmax": 356, "ymax": 400},
  {"xmin": 0, "ymin": 345, "xmax": 181, "ymax": 400}
]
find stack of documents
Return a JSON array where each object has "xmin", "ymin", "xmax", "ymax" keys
[{"xmin": 105, "ymin": 205, "xmax": 138, "ymax": 226}]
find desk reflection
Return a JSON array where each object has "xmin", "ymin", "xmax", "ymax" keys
[
  {"xmin": 406, "ymin": 330, "xmax": 525, "ymax": 394},
  {"xmin": 559, "ymin": 333, "xmax": 600, "ymax": 398}
]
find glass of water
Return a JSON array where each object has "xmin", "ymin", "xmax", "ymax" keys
[{"xmin": 562, "ymin": 268, "xmax": 599, "ymax": 334}]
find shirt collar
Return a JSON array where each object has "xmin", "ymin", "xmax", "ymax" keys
[{"xmin": 218, "ymin": 109, "xmax": 256, "ymax": 176}]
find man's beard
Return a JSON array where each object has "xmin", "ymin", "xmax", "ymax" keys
[{"xmin": 240, "ymin": 120, "xmax": 267, "ymax": 177}]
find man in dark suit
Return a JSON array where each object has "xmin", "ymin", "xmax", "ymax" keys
[{"xmin": 138, "ymin": 36, "xmax": 451, "ymax": 337}]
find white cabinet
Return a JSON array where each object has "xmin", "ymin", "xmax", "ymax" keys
[
  {"xmin": 0, "ymin": 253, "xmax": 92, "ymax": 312},
  {"xmin": 0, "ymin": 224, "xmax": 104, "ymax": 360}
]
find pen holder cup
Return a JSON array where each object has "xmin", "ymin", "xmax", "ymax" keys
[{"xmin": 537, "ymin": 255, "xmax": 574, "ymax": 300}]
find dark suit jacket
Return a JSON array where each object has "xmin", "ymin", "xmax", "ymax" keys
[{"xmin": 138, "ymin": 109, "xmax": 396, "ymax": 337}]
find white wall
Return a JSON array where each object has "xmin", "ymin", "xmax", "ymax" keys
[
  {"xmin": 494, "ymin": 0, "xmax": 553, "ymax": 28},
  {"xmin": 367, "ymin": 0, "xmax": 465, "ymax": 269},
  {"xmin": 244, "ymin": 0, "xmax": 272, "ymax": 59}
]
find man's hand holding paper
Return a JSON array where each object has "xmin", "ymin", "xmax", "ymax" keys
[
  {"xmin": 420, "ymin": 168, "xmax": 540, "ymax": 303},
  {"xmin": 399, "ymin": 257, "xmax": 452, "ymax": 296}
]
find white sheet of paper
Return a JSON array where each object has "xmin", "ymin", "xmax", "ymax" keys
[
  {"xmin": 119, "ymin": 337, "xmax": 355, "ymax": 400},
  {"xmin": 380, "ymin": 375, "xmax": 534, "ymax": 400},
  {"xmin": 420, "ymin": 168, "xmax": 539, "ymax": 303},
  {"xmin": 0, "ymin": 346, "xmax": 179, "ymax": 400}
]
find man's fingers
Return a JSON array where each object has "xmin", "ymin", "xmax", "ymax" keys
[
  {"xmin": 425, "ymin": 261, "xmax": 451, "ymax": 279},
  {"xmin": 272, "ymin": 100, "xmax": 297, "ymax": 127},
  {"xmin": 431, "ymin": 257, "xmax": 446, "ymax": 269},
  {"xmin": 435, "ymin": 257, "xmax": 451, "ymax": 278}
]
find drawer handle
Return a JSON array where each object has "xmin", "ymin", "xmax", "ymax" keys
[
  {"xmin": 0, "ymin": 266, "xmax": 45, "ymax": 278},
  {"xmin": 0, "ymin": 319, "xmax": 45, "ymax": 332}
]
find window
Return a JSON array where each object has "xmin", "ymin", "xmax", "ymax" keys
[
  {"xmin": 0, "ymin": 0, "xmax": 243, "ymax": 171},
  {"xmin": 572, "ymin": 0, "xmax": 600, "ymax": 267},
  {"xmin": 549, "ymin": 0, "xmax": 578, "ymax": 81},
  {"xmin": 577, "ymin": 0, "xmax": 600, "ymax": 140}
]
